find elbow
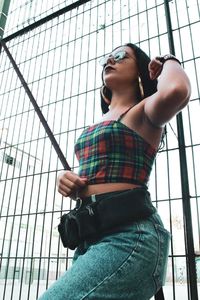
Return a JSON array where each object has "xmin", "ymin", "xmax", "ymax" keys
[
  {"xmin": 174, "ymin": 72, "xmax": 191, "ymax": 106},
  {"xmin": 158, "ymin": 67, "xmax": 191, "ymax": 108},
  {"xmin": 165, "ymin": 81, "xmax": 191, "ymax": 109},
  {"xmin": 175, "ymin": 82, "xmax": 191, "ymax": 108}
]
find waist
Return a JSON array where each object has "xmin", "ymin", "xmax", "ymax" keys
[
  {"xmin": 78, "ymin": 182, "xmax": 142, "ymax": 198},
  {"xmin": 77, "ymin": 163, "xmax": 152, "ymax": 186}
]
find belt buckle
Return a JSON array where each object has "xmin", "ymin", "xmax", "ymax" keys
[{"xmin": 74, "ymin": 192, "xmax": 83, "ymax": 210}]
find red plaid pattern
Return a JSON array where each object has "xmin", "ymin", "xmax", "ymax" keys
[{"xmin": 75, "ymin": 120, "xmax": 157, "ymax": 186}]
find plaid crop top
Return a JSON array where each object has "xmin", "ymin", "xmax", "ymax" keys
[{"xmin": 74, "ymin": 108, "xmax": 157, "ymax": 186}]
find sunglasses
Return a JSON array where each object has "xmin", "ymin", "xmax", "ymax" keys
[{"xmin": 99, "ymin": 50, "xmax": 127, "ymax": 67}]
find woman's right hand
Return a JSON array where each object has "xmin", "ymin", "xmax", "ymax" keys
[{"xmin": 57, "ymin": 170, "xmax": 88, "ymax": 199}]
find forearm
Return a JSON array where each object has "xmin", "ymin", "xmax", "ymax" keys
[{"xmin": 145, "ymin": 57, "xmax": 191, "ymax": 126}]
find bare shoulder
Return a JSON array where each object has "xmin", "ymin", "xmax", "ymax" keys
[{"xmin": 120, "ymin": 100, "xmax": 163, "ymax": 149}]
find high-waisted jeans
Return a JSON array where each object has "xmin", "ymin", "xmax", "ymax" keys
[{"xmin": 38, "ymin": 211, "xmax": 170, "ymax": 300}]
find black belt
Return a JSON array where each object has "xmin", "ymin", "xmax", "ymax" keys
[{"xmin": 58, "ymin": 188, "xmax": 156, "ymax": 249}]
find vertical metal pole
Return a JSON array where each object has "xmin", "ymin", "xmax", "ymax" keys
[
  {"xmin": 0, "ymin": 0, "xmax": 11, "ymax": 39},
  {"xmin": 164, "ymin": 1, "xmax": 198, "ymax": 299}
]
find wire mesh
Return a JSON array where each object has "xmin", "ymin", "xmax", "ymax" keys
[{"xmin": 0, "ymin": 0, "xmax": 199, "ymax": 299}]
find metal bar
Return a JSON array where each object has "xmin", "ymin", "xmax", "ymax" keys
[
  {"xmin": 164, "ymin": 1, "xmax": 198, "ymax": 299},
  {"xmin": 36, "ymin": 16, "xmax": 65, "ymax": 297},
  {"xmin": 0, "ymin": 40, "xmax": 71, "ymax": 171},
  {"xmin": 184, "ymin": 0, "xmax": 200, "ymax": 258},
  {"xmin": 0, "ymin": 0, "xmax": 12, "ymax": 38},
  {"xmin": 0, "ymin": 45, "xmax": 21, "ymax": 300},
  {"xmin": 2, "ymin": 0, "xmax": 91, "ymax": 43},
  {"xmin": 9, "ymin": 33, "xmax": 36, "ymax": 300},
  {"xmin": 165, "ymin": 134, "xmax": 176, "ymax": 299}
]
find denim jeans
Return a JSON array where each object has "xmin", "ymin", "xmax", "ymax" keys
[{"xmin": 38, "ymin": 212, "xmax": 170, "ymax": 300}]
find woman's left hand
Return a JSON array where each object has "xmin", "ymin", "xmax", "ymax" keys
[{"xmin": 148, "ymin": 58, "xmax": 163, "ymax": 80}]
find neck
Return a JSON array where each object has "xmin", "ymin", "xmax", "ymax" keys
[{"xmin": 109, "ymin": 88, "xmax": 138, "ymax": 110}]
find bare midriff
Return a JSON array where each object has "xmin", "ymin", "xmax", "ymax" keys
[{"xmin": 78, "ymin": 182, "xmax": 142, "ymax": 198}]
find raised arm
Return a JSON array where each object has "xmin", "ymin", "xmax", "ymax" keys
[{"xmin": 144, "ymin": 56, "xmax": 191, "ymax": 127}]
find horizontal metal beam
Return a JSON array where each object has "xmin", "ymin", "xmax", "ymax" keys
[{"xmin": 2, "ymin": 0, "xmax": 91, "ymax": 42}]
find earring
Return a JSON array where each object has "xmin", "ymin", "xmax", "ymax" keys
[
  {"xmin": 138, "ymin": 77, "xmax": 144, "ymax": 98},
  {"xmin": 100, "ymin": 85, "xmax": 111, "ymax": 105}
]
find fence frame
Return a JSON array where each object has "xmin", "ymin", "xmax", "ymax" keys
[{"xmin": 0, "ymin": 0, "xmax": 199, "ymax": 299}]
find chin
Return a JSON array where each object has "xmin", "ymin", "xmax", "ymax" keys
[{"xmin": 104, "ymin": 76, "xmax": 122, "ymax": 89}]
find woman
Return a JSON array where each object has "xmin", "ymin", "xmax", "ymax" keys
[{"xmin": 39, "ymin": 43, "xmax": 191, "ymax": 299}]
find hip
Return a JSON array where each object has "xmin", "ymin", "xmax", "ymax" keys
[
  {"xmin": 73, "ymin": 211, "xmax": 171, "ymax": 297},
  {"xmin": 39, "ymin": 212, "xmax": 171, "ymax": 300}
]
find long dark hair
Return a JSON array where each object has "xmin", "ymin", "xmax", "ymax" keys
[{"xmin": 100, "ymin": 43, "xmax": 158, "ymax": 114}]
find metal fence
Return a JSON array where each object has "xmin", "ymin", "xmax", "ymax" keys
[{"xmin": 0, "ymin": 0, "xmax": 199, "ymax": 299}]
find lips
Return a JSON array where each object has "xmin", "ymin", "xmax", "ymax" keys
[{"xmin": 104, "ymin": 65, "xmax": 115, "ymax": 73}]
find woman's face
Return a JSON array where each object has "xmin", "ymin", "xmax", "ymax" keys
[{"xmin": 102, "ymin": 46, "xmax": 138, "ymax": 91}]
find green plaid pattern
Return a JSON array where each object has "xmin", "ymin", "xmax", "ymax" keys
[{"xmin": 74, "ymin": 120, "xmax": 157, "ymax": 186}]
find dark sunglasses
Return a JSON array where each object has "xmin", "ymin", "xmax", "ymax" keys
[{"xmin": 99, "ymin": 50, "xmax": 127, "ymax": 67}]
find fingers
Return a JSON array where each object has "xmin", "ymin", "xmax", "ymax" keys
[
  {"xmin": 57, "ymin": 170, "xmax": 88, "ymax": 197},
  {"xmin": 148, "ymin": 58, "xmax": 163, "ymax": 80}
]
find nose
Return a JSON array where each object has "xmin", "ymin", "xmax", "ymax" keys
[{"xmin": 106, "ymin": 55, "xmax": 115, "ymax": 65}]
